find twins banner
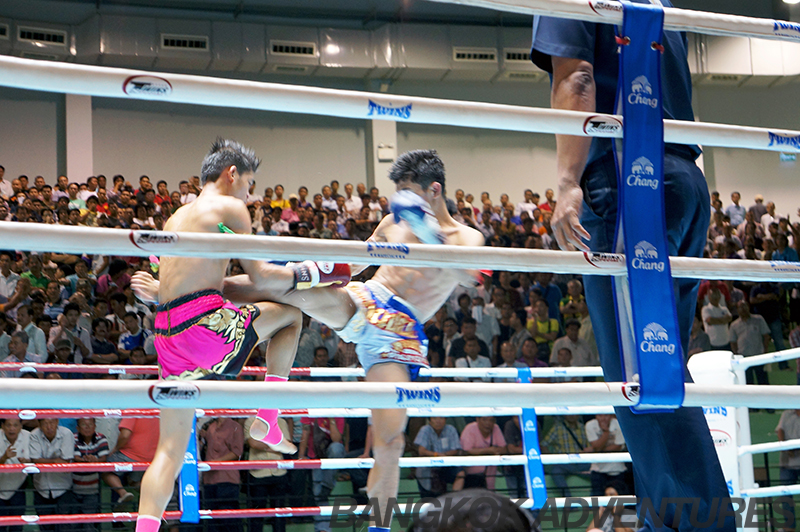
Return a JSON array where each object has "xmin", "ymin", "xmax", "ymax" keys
[{"xmin": 613, "ymin": 1, "xmax": 685, "ymax": 410}]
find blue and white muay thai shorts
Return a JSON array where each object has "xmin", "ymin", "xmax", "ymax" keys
[{"xmin": 337, "ymin": 280, "xmax": 429, "ymax": 380}]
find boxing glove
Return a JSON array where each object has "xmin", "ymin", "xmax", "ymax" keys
[
  {"xmin": 391, "ymin": 189, "xmax": 445, "ymax": 245},
  {"xmin": 291, "ymin": 261, "xmax": 350, "ymax": 290}
]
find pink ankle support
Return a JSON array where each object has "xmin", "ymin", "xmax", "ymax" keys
[
  {"xmin": 255, "ymin": 375, "xmax": 288, "ymax": 445},
  {"xmin": 135, "ymin": 515, "xmax": 160, "ymax": 532}
]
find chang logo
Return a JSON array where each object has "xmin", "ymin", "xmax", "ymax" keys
[
  {"xmin": 183, "ymin": 451, "xmax": 196, "ymax": 465},
  {"xmin": 367, "ymin": 100, "xmax": 413, "ymax": 120},
  {"xmin": 629, "ymin": 75, "xmax": 658, "ymax": 108},
  {"xmin": 626, "ymin": 157, "xmax": 659, "ymax": 190},
  {"xmin": 532, "ymin": 476, "xmax": 545, "ymax": 489},
  {"xmin": 640, "ymin": 322, "xmax": 676, "ymax": 355},
  {"xmin": 631, "ymin": 241, "xmax": 665, "ymax": 272},
  {"xmin": 527, "ymin": 448, "xmax": 540, "ymax": 460},
  {"xmin": 524, "ymin": 420, "xmax": 537, "ymax": 433},
  {"xmin": 183, "ymin": 484, "xmax": 197, "ymax": 498}
]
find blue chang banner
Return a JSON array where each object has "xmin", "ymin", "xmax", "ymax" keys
[
  {"xmin": 179, "ymin": 415, "xmax": 200, "ymax": 523},
  {"xmin": 613, "ymin": 1, "xmax": 685, "ymax": 410}
]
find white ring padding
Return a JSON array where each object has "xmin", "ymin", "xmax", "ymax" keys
[
  {"xmin": 1, "ymin": 379, "xmax": 799, "ymax": 409},
  {"xmin": 318, "ymin": 452, "xmax": 631, "ymax": 469},
  {"xmin": 0, "ymin": 56, "xmax": 797, "ymax": 154},
  {"xmin": 428, "ymin": 0, "xmax": 800, "ymax": 43},
  {"xmin": 5, "ymin": 223, "xmax": 800, "ymax": 282},
  {"xmin": 739, "ymin": 438, "xmax": 800, "ymax": 456}
]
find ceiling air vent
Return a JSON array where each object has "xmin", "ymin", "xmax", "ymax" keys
[
  {"xmin": 161, "ymin": 34, "xmax": 209, "ymax": 51},
  {"xmin": 505, "ymin": 50, "xmax": 531, "ymax": 62},
  {"xmin": 453, "ymin": 47, "xmax": 496, "ymax": 62},
  {"xmin": 704, "ymin": 74, "xmax": 745, "ymax": 85},
  {"xmin": 18, "ymin": 26, "xmax": 67, "ymax": 46},
  {"xmin": 270, "ymin": 40, "xmax": 316, "ymax": 57},
  {"xmin": 274, "ymin": 65, "xmax": 310, "ymax": 73},
  {"xmin": 0, "ymin": 24, "xmax": 8, "ymax": 40},
  {"xmin": 20, "ymin": 52, "xmax": 61, "ymax": 61}
]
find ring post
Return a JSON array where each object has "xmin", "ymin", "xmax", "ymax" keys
[
  {"xmin": 179, "ymin": 414, "xmax": 200, "ymax": 523},
  {"xmin": 517, "ymin": 368, "xmax": 547, "ymax": 508}
]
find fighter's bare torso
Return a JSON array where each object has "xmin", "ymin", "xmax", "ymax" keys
[{"xmin": 370, "ymin": 213, "xmax": 484, "ymax": 322}]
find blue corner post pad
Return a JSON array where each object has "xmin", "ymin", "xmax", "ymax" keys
[
  {"xmin": 179, "ymin": 414, "xmax": 200, "ymax": 523},
  {"xmin": 612, "ymin": 0, "xmax": 685, "ymax": 412}
]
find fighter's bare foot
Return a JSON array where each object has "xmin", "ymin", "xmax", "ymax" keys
[{"xmin": 249, "ymin": 419, "xmax": 297, "ymax": 454}]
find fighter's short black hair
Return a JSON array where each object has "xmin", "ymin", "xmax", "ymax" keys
[
  {"xmin": 388, "ymin": 149, "xmax": 445, "ymax": 194},
  {"xmin": 200, "ymin": 138, "xmax": 260, "ymax": 185}
]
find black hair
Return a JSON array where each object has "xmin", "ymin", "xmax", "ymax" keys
[
  {"xmin": 157, "ymin": 180, "xmax": 167, "ymax": 187},
  {"xmin": 123, "ymin": 311, "xmax": 139, "ymax": 321},
  {"xmin": 110, "ymin": 292, "xmax": 128, "ymax": 305},
  {"xmin": 387, "ymin": 149, "xmax": 445, "ymax": 195},
  {"xmin": 408, "ymin": 489, "xmax": 538, "ymax": 532},
  {"xmin": 91, "ymin": 317, "xmax": 110, "ymax": 333},
  {"xmin": 461, "ymin": 317, "xmax": 477, "ymax": 327},
  {"xmin": 200, "ymin": 138, "xmax": 260, "ymax": 185},
  {"xmin": 63, "ymin": 302, "xmax": 81, "ymax": 316},
  {"xmin": 0, "ymin": 250, "xmax": 14, "ymax": 261},
  {"xmin": 108, "ymin": 258, "xmax": 128, "ymax": 278},
  {"xmin": 514, "ymin": 309, "xmax": 528, "ymax": 325}
]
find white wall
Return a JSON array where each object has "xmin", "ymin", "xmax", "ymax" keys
[
  {"xmin": 0, "ymin": 88, "xmax": 62, "ymax": 181},
  {"xmin": 91, "ymin": 98, "xmax": 367, "ymax": 194}
]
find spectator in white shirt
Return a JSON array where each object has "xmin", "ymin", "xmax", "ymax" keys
[
  {"xmin": 321, "ymin": 186, "xmax": 338, "ymax": 211},
  {"xmin": 179, "ymin": 180, "xmax": 197, "ymax": 204},
  {"xmin": 551, "ymin": 319, "xmax": 594, "ymax": 367},
  {"xmin": 0, "ymin": 251, "xmax": 20, "ymax": 302},
  {"xmin": 343, "ymin": 183, "xmax": 362, "ymax": 217},
  {"xmin": 454, "ymin": 337, "xmax": 491, "ymax": 382},
  {"xmin": 0, "ymin": 166, "xmax": 12, "ymax": 200},
  {"xmin": 472, "ymin": 297, "xmax": 501, "ymax": 363},
  {"xmin": 515, "ymin": 189, "xmax": 538, "ymax": 217},
  {"xmin": 701, "ymin": 287, "xmax": 732, "ymax": 350},
  {"xmin": 585, "ymin": 414, "xmax": 628, "ymax": 496},
  {"xmin": 48, "ymin": 303, "xmax": 92, "ymax": 364},
  {"xmin": 30, "ymin": 419, "xmax": 76, "ymax": 530},
  {"xmin": 0, "ymin": 417, "xmax": 31, "ymax": 522}
]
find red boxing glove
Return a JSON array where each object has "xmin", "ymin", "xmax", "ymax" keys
[{"xmin": 291, "ymin": 261, "xmax": 351, "ymax": 290}]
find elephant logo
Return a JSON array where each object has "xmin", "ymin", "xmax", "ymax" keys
[
  {"xmin": 631, "ymin": 75, "xmax": 652, "ymax": 95},
  {"xmin": 631, "ymin": 156, "xmax": 655, "ymax": 175},
  {"xmin": 634, "ymin": 241, "xmax": 658, "ymax": 260}
]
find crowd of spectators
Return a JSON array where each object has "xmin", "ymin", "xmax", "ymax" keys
[{"xmin": 0, "ymin": 168, "xmax": 798, "ymax": 528}]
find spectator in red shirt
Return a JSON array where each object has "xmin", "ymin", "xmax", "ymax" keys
[
  {"xmin": 199, "ymin": 417, "xmax": 244, "ymax": 532},
  {"xmin": 102, "ymin": 417, "xmax": 159, "ymax": 506}
]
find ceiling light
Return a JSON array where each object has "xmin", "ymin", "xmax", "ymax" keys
[{"xmin": 784, "ymin": 0, "xmax": 800, "ymax": 5}]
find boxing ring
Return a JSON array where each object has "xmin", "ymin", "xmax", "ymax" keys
[{"xmin": 1, "ymin": 0, "xmax": 800, "ymax": 529}]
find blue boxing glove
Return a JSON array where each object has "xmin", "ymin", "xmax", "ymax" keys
[{"xmin": 390, "ymin": 189, "xmax": 445, "ymax": 245}]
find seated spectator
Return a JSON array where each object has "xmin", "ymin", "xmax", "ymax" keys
[
  {"xmin": 449, "ymin": 318, "xmax": 490, "ymax": 363},
  {"xmin": 103, "ymin": 417, "xmax": 158, "ymax": 507},
  {"xmin": 96, "ymin": 259, "xmax": 130, "ymax": 300},
  {"xmin": 585, "ymin": 480, "xmax": 637, "ymax": 532},
  {"xmin": 199, "ymin": 417, "xmax": 244, "ymax": 532},
  {"xmin": 89, "ymin": 318, "xmax": 118, "ymax": 365},
  {"xmin": 509, "ymin": 310, "xmax": 533, "ymax": 358},
  {"xmin": 73, "ymin": 418, "xmax": 109, "ymax": 530},
  {"xmin": 493, "ymin": 341, "xmax": 527, "ymax": 382},
  {"xmin": 30, "ymin": 418, "xmax": 76, "ymax": 532},
  {"xmin": 1, "ymin": 331, "xmax": 43, "ymax": 378},
  {"xmin": 518, "ymin": 338, "xmax": 548, "ymax": 373},
  {"xmin": 460, "ymin": 416, "xmax": 507, "ymax": 490},
  {"xmin": 415, "ymin": 417, "xmax": 465, "ymax": 498},
  {"xmin": 48, "ymin": 303, "xmax": 92, "ymax": 364},
  {"xmin": 551, "ymin": 348, "xmax": 577, "ymax": 383},
  {"xmin": 584, "ymin": 414, "xmax": 628, "ymax": 496},
  {"xmin": 117, "ymin": 312, "xmax": 151, "ymax": 363},
  {"xmin": 21, "ymin": 254, "xmax": 49, "ymax": 290},
  {"xmin": 43, "ymin": 280, "xmax": 66, "ymax": 320},
  {"xmin": 688, "ymin": 315, "xmax": 712, "ymax": 357},
  {"xmin": 528, "ymin": 300, "xmax": 560, "ymax": 362},
  {"xmin": 0, "ymin": 417, "xmax": 31, "ymax": 528},
  {"xmin": 551, "ymin": 319, "xmax": 593, "ymax": 367},
  {"xmin": 244, "ymin": 417, "xmax": 291, "ymax": 532},
  {"xmin": 559, "ymin": 279, "xmax": 587, "ymax": 322},
  {"xmin": 472, "ymin": 297, "xmax": 501, "ymax": 362},
  {"xmin": 454, "ymin": 337, "xmax": 492, "ymax": 382},
  {"xmin": 541, "ymin": 416, "xmax": 590, "ymax": 497}
]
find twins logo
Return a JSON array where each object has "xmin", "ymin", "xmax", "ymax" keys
[
  {"xmin": 395, "ymin": 386, "xmax": 441, "ymax": 406},
  {"xmin": 640, "ymin": 322, "xmax": 676, "ymax": 355},
  {"xmin": 626, "ymin": 156, "xmax": 659, "ymax": 190},
  {"xmin": 122, "ymin": 75, "xmax": 173, "ymax": 98},
  {"xmin": 768, "ymin": 132, "xmax": 800, "ymax": 151},
  {"xmin": 366, "ymin": 241, "xmax": 410, "ymax": 259},
  {"xmin": 773, "ymin": 21, "xmax": 800, "ymax": 41},
  {"xmin": 367, "ymin": 100, "xmax": 413, "ymax": 120},
  {"xmin": 631, "ymin": 241, "xmax": 665, "ymax": 273},
  {"xmin": 629, "ymin": 75, "xmax": 658, "ymax": 108}
]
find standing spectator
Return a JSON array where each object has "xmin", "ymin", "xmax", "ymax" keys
[
  {"xmin": 551, "ymin": 319, "xmax": 592, "ymax": 367},
  {"xmin": 343, "ymin": 183, "xmax": 361, "ymax": 217},
  {"xmin": 725, "ymin": 192, "xmax": 746, "ymax": 227},
  {"xmin": 441, "ymin": 317, "xmax": 459, "ymax": 362},
  {"xmin": 414, "ymin": 417, "xmax": 465, "ymax": 498},
  {"xmin": 541, "ymin": 416, "xmax": 590, "ymax": 497},
  {"xmin": 16, "ymin": 304, "xmax": 47, "ymax": 358},
  {"xmin": 30, "ymin": 419, "xmax": 76, "ymax": 532},
  {"xmin": 749, "ymin": 194, "xmax": 768, "ymax": 221},
  {"xmin": 776, "ymin": 409, "xmax": 800, "ymax": 530},
  {"xmin": 271, "ymin": 184, "xmax": 290, "ymax": 210},
  {"xmin": 73, "ymin": 418, "xmax": 109, "ymax": 531},
  {"xmin": 585, "ymin": 414, "xmax": 628, "ymax": 496},
  {"xmin": 244, "ymin": 417, "xmax": 290, "ymax": 532},
  {"xmin": 515, "ymin": 189, "xmax": 538, "ymax": 217},
  {"xmin": 298, "ymin": 415, "xmax": 346, "ymax": 532},
  {"xmin": 1, "ymin": 331, "xmax": 42, "ymax": 378},
  {"xmin": 702, "ymin": 287, "xmax": 732, "ymax": 351},
  {"xmin": 750, "ymin": 282, "xmax": 787, "ymax": 368},
  {"xmin": 179, "ymin": 181, "xmax": 197, "ymax": 204},
  {"xmin": 508, "ymin": 310, "xmax": 533, "ymax": 358},
  {"xmin": 472, "ymin": 297, "xmax": 501, "ymax": 363},
  {"xmin": 503, "ymin": 417, "xmax": 526, "ymax": 499},
  {"xmin": 460, "ymin": 417, "xmax": 507, "ymax": 491},
  {"xmin": 0, "ymin": 166, "xmax": 11, "ymax": 199},
  {"xmin": 688, "ymin": 315, "xmax": 712, "ymax": 357},
  {"xmin": 729, "ymin": 301, "xmax": 771, "ymax": 386},
  {"xmin": 199, "ymin": 417, "xmax": 244, "ymax": 532},
  {"xmin": 0, "ymin": 418, "xmax": 31, "ymax": 531}
]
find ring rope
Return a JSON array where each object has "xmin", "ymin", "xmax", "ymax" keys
[
  {"xmin": 5, "ymin": 223, "xmax": 800, "ymax": 282},
  {"xmin": 0, "ymin": 56, "xmax": 797, "ymax": 154},
  {"xmin": 428, "ymin": 0, "xmax": 800, "ymax": 43},
  {"xmin": 739, "ymin": 438, "xmax": 800, "ymax": 456}
]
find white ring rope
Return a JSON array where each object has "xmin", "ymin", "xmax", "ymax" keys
[
  {"xmin": 739, "ymin": 438, "xmax": 800, "ymax": 456},
  {"xmin": 4, "ymin": 223, "xmax": 800, "ymax": 282},
  {"xmin": 0, "ymin": 56, "xmax": 797, "ymax": 154},
  {"xmin": 1, "ymin": 379, "xmax": 799, "ymax": 409},
  {"xmin": 427, "ymin": 0, "xmax": 800, "ymax": 43}
]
